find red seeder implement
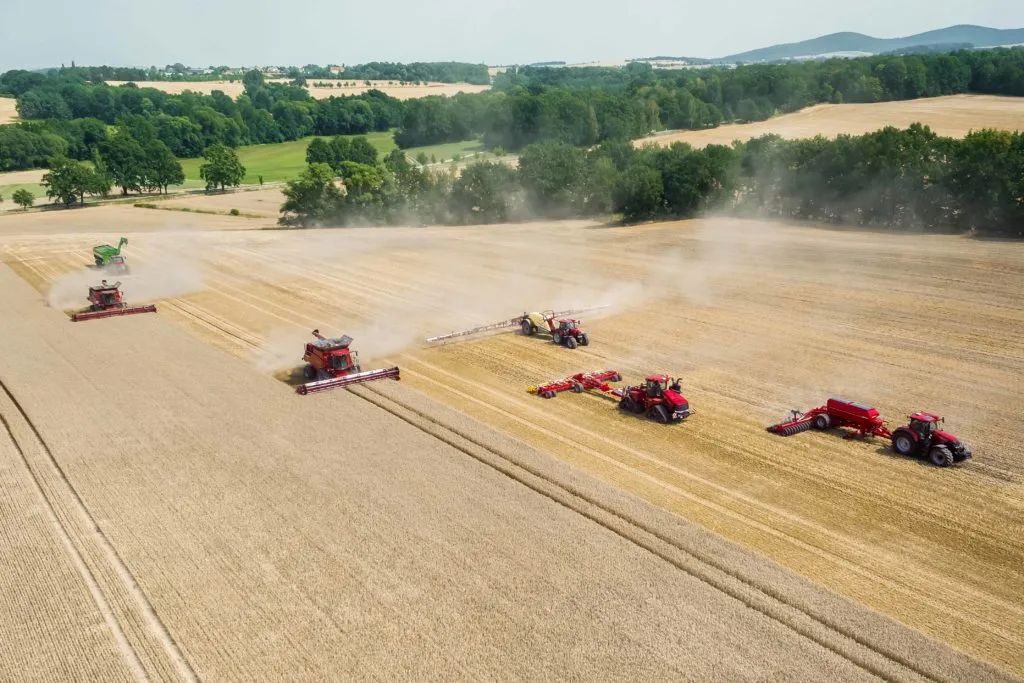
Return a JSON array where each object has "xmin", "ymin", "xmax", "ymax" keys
[{"xmin": 767, "ymin": 397, "xmax": 892, "ymax": 439}]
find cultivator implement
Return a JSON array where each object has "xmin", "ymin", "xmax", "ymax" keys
[
  {"xmin": 426, "ymin": 306, "xmax": 608, "ymax": 345},
  {"xmin": 72, "ymin": 304, "xmax": 157, "ymax": 322},
  {"xmin": 296, "ymin": 366, "xmax": 400, "ymax": 395},
  {"xmin": 528, "ymin": 370, "xmax": 622, "ymax": 399}
]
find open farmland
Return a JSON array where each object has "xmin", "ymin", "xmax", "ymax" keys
[
  {"xmin": 3, "ymin": 231, "xmax": 1013, "ymax": 681},
  {"xmin": 105, "ymin": 79, "xmax": 491, "ymax": 100},
  {"xmin": 0, "ymin": 96, "xmax": 17, "ymax": 124},
  {"xmin": 637, "ymin": 94, "xmax": 1024, "ymax": 148},
  {"xmin": 0, "ymin": 203, "xmax": 1022, "ymax": 678}
]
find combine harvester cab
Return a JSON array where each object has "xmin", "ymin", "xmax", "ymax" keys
[
  {"xmin": 296, "ymin": 330, "xmax": 399, "ymax": 395},
  {"xmin": 71, "ymin": 281, "xmax": 157, "ymax": 322},
  {"xmin": 767, "ymin": 398, "xmax": 971, "ymax": 467}
]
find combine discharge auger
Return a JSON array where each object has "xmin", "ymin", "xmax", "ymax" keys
[
  {"xmin": 767, "ymin": 397, "xmax": 971, "ymax": 467},
  {"xmin": 70, "ymin": 280, "xmax": 157, "ymax": 322},
  {"xmin": 529, "ymin": 370, "xmax": 693, "ymax": 424},
  {"xmin": 426, "ymin": 306, "xmax": 607, "ymax": 347},
  {"xmin": 296, "ymin": 330, "xmax": 400, "ymax": 395}
]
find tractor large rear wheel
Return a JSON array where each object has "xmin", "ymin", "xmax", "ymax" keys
[
  {"xmin": 929, "ymin": 445, "xmax": 954, "ymax": 467},
  {"xmin": 649, "ymin": 404, "xmax": 670, "ymax": 424},
  {"xmin": 891, "ymin": 429, "xmax": 917, "ymax": 456},
  {"xmin": 566, "ymin": 336, "xmax": 578, "ymax": 349},
  {"xmin": 303, "ymin": 364, "xmax": 318, "ymax": 381}
]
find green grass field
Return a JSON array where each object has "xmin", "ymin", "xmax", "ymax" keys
[{"xmin": 179, "ymin": 131, "xmax": 398, "ymax": 185}]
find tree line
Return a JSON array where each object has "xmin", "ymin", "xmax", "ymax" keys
[
  {"xmin": 0, "ymin": 69, "xmax": 403, "ymax": 171},
  {"xmin": 280, "ymin": 127, "xmax": 1023, "ymax": 237},
  {"xmin": 335, "ymin": 62, "xmax": 490, "ymax": 85}
]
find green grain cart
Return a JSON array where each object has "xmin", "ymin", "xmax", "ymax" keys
[{"xmin": 93, "ymin": 237, "xmax": 128, "ymax": 269}]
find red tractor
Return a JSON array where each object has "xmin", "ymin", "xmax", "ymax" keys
[
  {"xmin": 520, "ymin": 311, "xmax": 590, "ymax": 349},
  {"xmin": 618, "ymin": 375, "xmax": 693, "ymax": 424},
  {"xmin": 890, "ymin": 412, "xmax": 972, "ymax": 467},
  {"xmin": 296, "ymin": 330, "xmax": 400, "ymax": 395},
  {"xmin": 768, "ymin": 398, "xmax": 972, "ymax": 467}
]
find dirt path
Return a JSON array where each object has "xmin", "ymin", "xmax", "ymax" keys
[
  {"xmin": 638, "ymin": 94, "xmax": 1024, "ymax": 148},
  {"xmin": 0, "ymin": 96, "xmax": 17, "ymax": 125}
]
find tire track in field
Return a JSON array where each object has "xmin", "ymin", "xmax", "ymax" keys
[
  {"xmin": 351, "ymin": 382, "xmax": 948, "ymax": 683},
  {"xmin": 0, "ymin": 377, "xmax": 198, "ymax": 683},
  {"xmin": 143, "ymin": 300, "xmax": 970, "ymax": 682},
  {"xmin": 400, "ymin": 355, "xmax": 1024, "ymax": 644}
]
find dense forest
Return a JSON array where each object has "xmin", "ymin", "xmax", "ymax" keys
[
  {"xmin": 335, "ymin": 62, "xmax": 490, "ymax": 85},
  {"xmin": 280, "ymin": 127, "xmax": 1024, "ymax": 237}
]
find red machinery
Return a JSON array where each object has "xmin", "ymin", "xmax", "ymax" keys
[
  {"xmin": 529, "ymin": 370, "xmax": 693, "ymax": 424},
  {"xmin": 890, "ymin": 412, "xmax": 971, "ymax": 467},
  {"xmin": 529, "ymin": 369, "xmax": 622, "ymax": 398},
  {"xmin": 425, "ymin": 306, "xmax": 607, "ymax": 345},
  {"xmin": 767, "ymin": 398, "xmax": 891, "ymax": 439},
  {"xmin": 767, "ymin": 398, "xmax": 971, "ymax": 467},
  {"xmin": 296, "ymin": 330, "xmax": 400, "ymax": 395},
  {"xmin": 70, "ymin": 281, "xmax": 157, "ymax": 322},
  {"xmin": 520, "ymin": 314, "xmax": 590, "ymax": 349},
  {"xmin": 618, "ymin": 375, "xmax": 693, "ymax": 423}
]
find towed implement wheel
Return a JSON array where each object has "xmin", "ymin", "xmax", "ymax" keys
[
  {"xmin": 891, "ymin": 429, "xmax": 916, "ymax": 456},
  {"xmin": 813, "ymin": 414, "xmax": 831, "ymax": 430},
  {"xmin": 649, "ymin": 404, "xmax": 670, "ymax": 424},
  {"xmin": 521, "ymin": 320, "xmax": 534, "ymax": 336},
  {"xmin": 571, "ymin": 382, "xmax": 583, "ymax": 393},
  {"xmin": 552, "ymin": 332, "xmax": 562, "ymax": 345},
  {"xmin": 929, "ymin": 445, "xmax": 954, "ymax": 467}
]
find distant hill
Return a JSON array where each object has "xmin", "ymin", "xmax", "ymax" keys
[{"xmin": 720, "ymin": 25, "xmax": 1024, "ymax": 63}]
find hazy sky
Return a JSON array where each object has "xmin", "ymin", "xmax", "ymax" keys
[{"xmin": 2, "ymin": 0, "xmax": 1023, "ymax": 70}]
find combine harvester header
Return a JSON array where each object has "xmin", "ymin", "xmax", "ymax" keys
[{"xmin": 426, "ymin": 306, "xmax": 608, "ymax": 345}]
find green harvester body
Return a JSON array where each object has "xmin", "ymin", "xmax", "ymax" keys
[{"xmin": 93, "ymin": 237, "xmax": 127, "ymax": 266}]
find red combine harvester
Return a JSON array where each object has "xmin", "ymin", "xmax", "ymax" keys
[
  {"xmin": 529, "ymin": 370, "xmax": 693, "ymax": 424},
  {"xmin": 296, "ymin": 330, "xmax": 400, "ymax": 395},
  {"xmin": 767, "ymin": 398, "xmax": 971, "ymax": 467},
  {"xmin": 70, "ymin": 280, "xmax": 157, "ymax": 322}
]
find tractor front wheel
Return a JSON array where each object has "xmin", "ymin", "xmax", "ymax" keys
[
  {"xmin": 303, "ymin": 364, "xmax": 318, "ymax": 381},
  {"xmin": 566, "ymin": 336, "xmax": 578, "ymax": 349},
  {"xmin": 649, "ymin": 404, "xmax": 670, "ymax": 424},
  {"xmin": 891, "ymin": 429, "xmax": 917, "ymax": 456},
  {"xmin": 579, "ymin": 333, "xmax": 590, "ymax": 346},
  {"xmin": 929, "ymin": 445, "xmax": 954, "ymax": 467}
]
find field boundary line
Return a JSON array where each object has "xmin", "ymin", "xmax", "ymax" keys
[
  {"xmin": 0, "ymin": 377, "xmax": 198, "ymax": 683},
  {"xmin": 353, "ymin": 382, "xmax": 974, "ymax": 683}
]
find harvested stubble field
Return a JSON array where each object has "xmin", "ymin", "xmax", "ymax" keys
[
  {"xmin": 0, "ymin": 203, "xmax": 1022, "ymax": 680},
  {"xmin": 0, "ymin": 96, "xmax": 18, "ymax": 124},
  {"xmin": 637, "ymin": 94, "xmax": 1024, "ymax": 148},
  {"xmin": 105, "ymin": 79, "xmax": 491, "ymax": 100}
]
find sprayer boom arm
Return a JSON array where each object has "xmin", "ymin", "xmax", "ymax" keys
[{"xmin": 426, "ymin": 306, "xmax": 609, "ymax": 344}]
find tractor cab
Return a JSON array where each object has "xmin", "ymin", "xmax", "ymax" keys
[
  {"xmin": 644, "ymin": 375, "xmax": 668, "ymax": 397},
  {"xmin": 558, "ymin": 319, "xmax": 580, "ymax": 334},
  {"xmin": 908, "ymin": 412, "xmax": 942, "ymax": 438}
]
